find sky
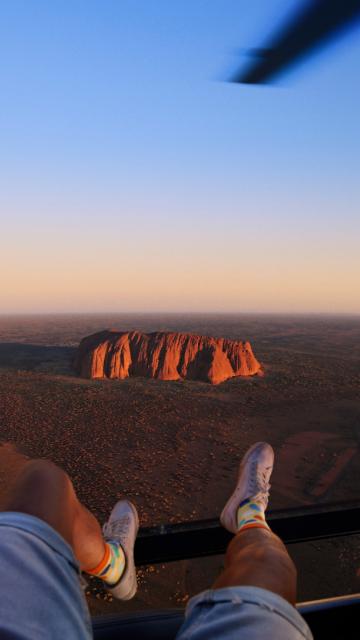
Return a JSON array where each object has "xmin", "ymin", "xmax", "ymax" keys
[{"xmin": 0, "ymin": 0, "xmax": 359, "ymax": 314}]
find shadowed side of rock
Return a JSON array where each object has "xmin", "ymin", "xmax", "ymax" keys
[{"xmin": 74, "ymin": 330, "xmax": 262, "ymax": 385}]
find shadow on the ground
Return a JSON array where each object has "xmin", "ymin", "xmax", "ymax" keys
[{"xmin": 0, "ymin": 343, "xmax": 76, "ymax": 375}]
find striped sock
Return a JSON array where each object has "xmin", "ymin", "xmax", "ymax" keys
[
  {"xmin": 86, "ymin": 542, "xmax": 126, "ymax": 585},
  {"xmin": 236, "ymin": 497, "xmax": 270, "ymax": 533}
]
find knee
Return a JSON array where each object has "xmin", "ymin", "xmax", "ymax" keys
[
  {"xmin": 5, "ymin": 459, "xmax": 78, "ymax": 546},
  {"xmin": 20, "ymin": 459, "xmax": 71, "ymax": 490}
]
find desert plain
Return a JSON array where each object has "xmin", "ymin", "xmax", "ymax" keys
[{"xmin": 0, "ymin": 312, "xmax": 359, "ymax": 614}]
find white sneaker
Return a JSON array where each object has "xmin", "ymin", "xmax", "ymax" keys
[
  {"xmin": 220, "ymin": 442, "xmax": 274, "ymax": 534},
  {"xmin": 102, "ymin": 499, "xmax": 139, "ymax": 600}
]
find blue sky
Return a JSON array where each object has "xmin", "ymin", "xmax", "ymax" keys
[{"xmin": 1, "ymin": 1, "xmax": 359, "ymax": 313}]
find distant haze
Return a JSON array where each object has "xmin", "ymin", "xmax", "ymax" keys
[{"xmin": 0, "ymin": 1, "xmax": 359, "ymax": 314}]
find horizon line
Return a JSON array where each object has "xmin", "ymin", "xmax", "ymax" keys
[{"xmin": 0, "ymin": 310, "xmax": 360, "ymax": 318}]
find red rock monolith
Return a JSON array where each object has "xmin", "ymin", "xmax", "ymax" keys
[{"xmin": 75, "ymin": 330, "xmax": 262, "ymax": 385}]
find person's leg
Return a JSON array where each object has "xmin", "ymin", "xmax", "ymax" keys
[
  {"xmin": 5, "ymin": 459, "xmax": 104, "ymax": 570},
  {"xmin": 4, "ymin": 458, "xmax": 139, "ymax": 599},
  {"xmin": 176, "ymin": 442, "xmax": 313, "ymax": 640},
  {"xmin": 217, "ymin": 441, "xmax": 296, "ymax": 603},
  {"xmin": 213, "ymin": 527, "xmax": 297, "ymax": 604}
]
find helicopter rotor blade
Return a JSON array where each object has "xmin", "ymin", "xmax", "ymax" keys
[{"xmin": 233, "ymin": 0, "xmax": 360, "ymax": 84}]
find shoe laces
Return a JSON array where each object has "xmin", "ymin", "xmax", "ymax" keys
[
  {"xmin": 103, "ymin": 514, "xmax": 131, "ymax": 541},
  {"xmin": 249, "ymin": 462, "xmax": 271, "ymax": 506}
]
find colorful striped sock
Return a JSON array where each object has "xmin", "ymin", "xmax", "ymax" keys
[
  {"xmin": 236, "ymin": 497, "xmax": 270, "ymax": 533},
  {"xmin": 86, "ymin": 542, "xmax": 126, "ymax": 585}
]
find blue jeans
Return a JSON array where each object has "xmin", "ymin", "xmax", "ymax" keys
[
  {"xmin": 0, "ymin": 512, "xmax": 313, "ymax": 639},
  {"xmin": 176, "ymin": 586, "xmax": 313, "ymax": 640},
  {"xmin": 0, "ymin": 512, "xmax": 91, "ymax": 639}
]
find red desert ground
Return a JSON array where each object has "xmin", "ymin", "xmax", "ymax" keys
[{"xmin": 0, "ymin": 313, "xmax": 359, "ymax": 613}]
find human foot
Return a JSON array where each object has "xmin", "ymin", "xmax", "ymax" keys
[
  {"xmin": 101, "ymin": 499, "xmax": 139, "ymax": 600},
  {"xmin": 220, "ymin": 442, "xmax": 274, "ymax": 534}
]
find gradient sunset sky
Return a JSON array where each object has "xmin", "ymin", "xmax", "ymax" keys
[{"xmin": 1, "ymin": 1, "xmax": 359, "ymax": 314}]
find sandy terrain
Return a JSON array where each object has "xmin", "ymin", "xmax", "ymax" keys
[{"xmin": 0, "ymin": 313, "xmax": 359, "ymax": 612}]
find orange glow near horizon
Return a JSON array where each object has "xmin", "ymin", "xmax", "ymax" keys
[{"xmin": 1, "ymin": 213, "xmax": 359, "ymax": 314}]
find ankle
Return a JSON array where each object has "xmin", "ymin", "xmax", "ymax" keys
[
  {"xmin": 236, "ymin": 497, "xmax": 269, "ymax": 533},
  {"xmin": 85, "ymin": 541, "xmax": 126, "ymax": 585}
]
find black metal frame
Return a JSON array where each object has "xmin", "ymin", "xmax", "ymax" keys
[
  {"xmin": 92, "ymin": 597, "xmax": 360, "ymax": 640},
  {"xmin": 93, "ymin": 502, "xmax": 360, "ymax": 638},
  {"xmin": 135, "ymin": 501, "xmax": 360, "ymax": 565}
]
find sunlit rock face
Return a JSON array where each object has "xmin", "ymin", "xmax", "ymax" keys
[{"xmin": 75, "ymin": 330, "xmax": 262, "ymax": 385}]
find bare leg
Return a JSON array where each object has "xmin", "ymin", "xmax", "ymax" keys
[
  {"xmin": 4, "ymin": 459, "xmax": 105, "ymax": 571},
  {"xmin": 213, "ymin": 527, "xmax": 297, "ymax": 605}
]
